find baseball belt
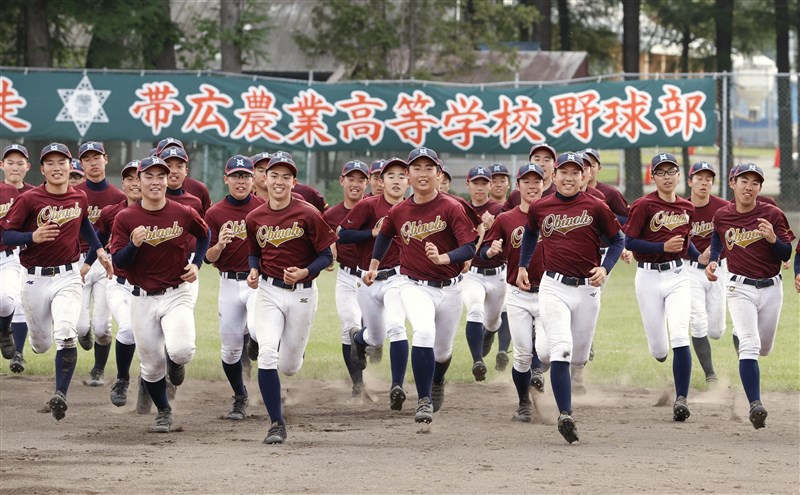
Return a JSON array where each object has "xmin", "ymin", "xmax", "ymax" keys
[
  {"xmin": 637, "ymin": 259, "xmax": 683, "ymax": 271},
  {"xmin": 545, "ymin": 271, "xmax": 589, "ymax": 287},
  {"xmin": 131, "ymin": 284, "xmax": 182, "ymax": 297},
  {"xmin": 339, "ymin": 264, "xmax": 363, "ymax": 278},
  {"xmin": 408, "ymin": 274, "xmax": 463, "ymax": 289},
  {"xmin": 261, "ymin": 275, "xmax": 313, "ymax": 291},
  {"xmin": 27, "ymin": 263, "xmax": 74, "ymax": 277},
  {"xmin": 469, "ymin": 265, "xmax": 506, "ymax": 276},
  {"xmin": 374, "ymin": 267, "xmax": 399, "ymax": 281},
  {"xmin": 730, "ymin": 274, "xmax": 781, "ymax": 289},
  {"xmin": 222, "ymin": 271, "xmax": 249, "ymax": 281}
]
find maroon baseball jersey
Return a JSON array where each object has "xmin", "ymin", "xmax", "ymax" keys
[
  {"xmin": 96, "ymin": 199, "xmax": 130, "ymax": 278},
  {"xmin": 246, "ymin": 197, "xmax": 338, "ymax": 283},
  {"xmin": 182, "ymin": 176, "xmax": 212, "ymax": 214},
  {"xmin": 594, "ymin": 182, "xmax": 629, "ymax": 217},
  {"xmin": 75, "ymin": 180, "xmax": 126, "ymax": 253},
  {"xmin": 1, "ymin": 185, "xmax": 88, "ymax": 268},
  {"xmin": 205, "ymin": 194, "xmax": 264, "ymax": 273},
  {"xmin": 484, "ymin": 206, "xmax": 545, "ymax": 287},
  {"xmin": 110, "ymin": 200, "xmax": 208, "ymax": 292},
  {"xmin": 6, "ymin": 182, "xmax": 36, "ymax": 194},
  {"xmin": 585, "ymin": 186, "xmax": 605, "ymax": 201},
  {"xmin": 448, "ymin": 193, "xmax": 482, "ymax": 228},
  {"xmin": 166, "ymin": 188, "xmax": 203, "ymax": 254},
  {"xmin": 527, "ymin": 192, "xmax": 621, "ymax": 278},
  {"xmin": 712, "ymin": 202, "xmax": 795, "ymax": 279},
  {"xmin": 323, "ymin": 201, "xmax": 361, "ymax": 269},
  {"xmin": 470, "ymin": 199, "xmax": 504, "ymax": 269},
  {"xmin": 380, "ymin": 192, "xmax": 478, "ymax": 281},
  {"xmin": 503, "ymin": 183, "xmax": 555, "ymax": 212},
  {"xmin": 689, "ymin": 194, "xmax": 729, "ymax": 253},
  {"xmin": 0, "ymin": 183, "xmax": 20, "ymax": 253},
  {"xmin": 342, "ymin": 194, "xmax": 401, "ymax": 270},
  {"xmin": 293, "ymin": 183, "xmax": 327, "ymax": 212},
  {"xmin": 623, "ymin": 192, "xmax": 695, "ymax": 263}
]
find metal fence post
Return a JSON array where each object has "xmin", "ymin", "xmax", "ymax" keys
[{"xmin": 721, "ymin": 72, "xmax": 729, "ymax": 200}]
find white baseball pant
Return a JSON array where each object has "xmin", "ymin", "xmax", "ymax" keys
[
  {"xmin": 77, "ymin": 261, "xmax": 112, "ymax": 345},
  {"xmin": 687, "ymin": 260, "xmax": 727, "ymax": 340},
  {"xmin": 726, "ymin": 273, "xmax": 783, "ymax": 361},
  {"xmin": 336, "ymin": 268, "xmax": 363, "ymax": 344},
  {"xmin": 398, "ymin": 276, "xmax": 463, "ymax": 361},
  {"xmin": 130, "ymin": 283, "xmax": 196, "ymax": 382},
  {"xmin": 460, "ymin": 266, "xmax": 506, "ymax": 332},
  {"xmin": 357, "ymin": 268, "xmax": 407, "ymax": 346},
  {"xmin": 218, "ymin": 275, "xmax": 257, "ymax": 365},
  {"xmin": 22, "ymin": 267, "xmax": 83, "ymax": 352},
  {"xmin": 506, "ymin": 284, "xmax": 541, "ymax": 373},
  {"xmin": 106, "ymin": 278, "xmax": 134, "ymax": 345},
  {"xmin": 634, "ymin": 263, "xmax": 691, "ymax": 360},
  {"xmin": 0, "ymin": 250, "xmax": 21, "ymax": 318},
  {"xmin": 254, "ymin": 278, "xmax": 318, "ymax": 375}
]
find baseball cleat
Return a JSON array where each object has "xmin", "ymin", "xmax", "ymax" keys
[
  {"xmin": 110, "ymin": 378, "xmax": 129, "ymax": 407},
  {"xmin": 705, "ymin": 373, "xmax": 718, "ymax": 384},
  {"xmin": 83, "ymin": 368, "xmax": 105, "ymax": 387},
  {"xmin": 365, "ymin": 345, "xmax": 383, "ymax": 364},
  {"xmin": 530, "ymin": 368, "xmax": 545, "ymax": 394},
  {"xmin": 264, "ymin": 422, "xmax": 287, "ymax": 444},
  {"xmin": 557, "ymin": 411, "xmax": 579, "ymax": 444},
  {"xmin": 226, "ymin": 394, "xmax": 249, "ymax": 420},
  {"xmin": 247, "ymin": 338, "xmax": 259, "ymax": 361},
  {"xmin": 149, "ymin": 407, "xmax": 173, "ymax": 433},
  {"xmin": 471, "ymin": 361, "xmax": 487, "ymax": 381},
  {"xmin": 351, "ymin": 382, "xmax": 364, "ymax": 398},
  {"xmin": 513, "ymin": 399, "xmax": 533, "ymax": 423},
  {"xmin": 389, "ymin": 385, "xmax": 406, "ymax": 411},
  {"xmin": 0, "ymin": 331, "xmax": 15, "ymax": 359},
  {"xmin": 136, "ymin": 377, "xmax": 153, "ymax": 414},
  {"xmin": 481, "ymin": 330, "xmax": 495, "ymax": 358},
  {"xmin": 748, "ymin": 400, "xmax": 768, "ymax": 429},
  {"xmin": 48, "ymin": 391, "xmax": 68, "ymax": 421},
  {"xmin": 9, "ymin": 351, "xmax": 25, "ymax": 373},
  {"xmin": 673, "ymin": 396, "xmax": 690, "ymax": 422},
  {"xmin": 78, "ymin": 331, "xmax": 93, "ymax": 351},
  {"xmin": 431, "ymin": 381, "xmax": 445, "ymax": 412},
  {"xmin": 348, "ymin": 328, "xmax": 367, "ymax": 370},
  {"xmin": 495, "ymin": 351, "xmax": 509, "ymax": 372},
  {"xmin": 167, "ymin": 358, "xmax": 185, "ymax": 386},
  {"xmin": 414, "ymin": 397, "xmax": 433, "ymax": 423}
]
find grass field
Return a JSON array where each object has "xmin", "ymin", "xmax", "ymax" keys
[{"xmin": 13, "ymin": 261, "xmax": 800, "ymax": 393}]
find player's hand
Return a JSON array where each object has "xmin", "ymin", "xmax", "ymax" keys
[
  {"xmin": 620, "ymin": 249, "xmax": 633, "ymax": 264},
  {"xmin": 247, "ymin": 268, "xmax": 259, "ymax": 289},
  {"xmin": 217, "ymin": 225, "xmax": 234, "ymax": 248},
  {"xmin": 425, "ymin": 242, "xmax": 447, "ymax": 265},
  {"xmin": 461, "ymin": 260, "xmax": 471, "ymax": 273},
  {"xmin": 324, "ymin": 262, "xmax": 335, "ymax": 272},
  {"xmin": 698, "ymin": 247, "xmax": 711, "ymax": 265},
  {"xmin": 32, "ymin": 222, "xmax": 59, "ymax": 243},
  {"xmin": 372, "ymin": 217, "xmax": 384, "ymax": 237},
  {"xmin": 795, "ymin": 273, "xmax": 800, "ymax": 293},
  {"xmin": 363, "ymin": 269, "xmax": 377, "ymax": 286},
  {"xmin": 283, "ymin": 266, "xmax": 309, "ymax": 285},
  {"xmin": 757, "ymin": 218, "xmax": 777, "ymax": 243},
  {"xmin": 130, "ymin": 226, "xmax": 147, "ymax": 247},
  {"xmin": 588, "ymin": 266, "xmax": 607, "ymax": 287},
  {"xmin": 487, "ymin": 239, "xmax": 503, "ymax": 258},
  {"xmin": 481, "ymin": 211, "xmax": 495, "ymax": 229},
  {"xmin": 663, "ymin": 235, "xmax": 684, "ymax": 253},
  {"xmin": 181, "ymin": 263, "xmax": 199, "ymax": 283},
  {"xmin": 782, "ymin": 261, "xmax": 790, "ymax": 270},
  {"xmin": 705, "ymin": 261, "xmax": 718, "ymax": 282},
  {"xmin": 516, "ymin": 267, "xmax": 531, "ymax": 291},
  {"xmin": 97, "ymin": 248, "xmax": 113, "ymax": 279},
  {"xmin": 80, "ymin": 263, "xmax": 91, "ymax": 283},
  {"xmin": 330, "ymin": 244, "xmax": 338, "ymax": 262}
]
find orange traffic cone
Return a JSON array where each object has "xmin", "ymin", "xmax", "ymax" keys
[{"xmin": 644, "ymin": 165, "xmax": 652, "ymax": 185}]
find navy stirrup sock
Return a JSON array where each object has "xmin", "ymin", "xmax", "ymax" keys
[
  {"xmin": 390, "ymin": 340, "xmax": 409, "ymax": 387},
  {"xmin": 144, "ymin": 377, "xmax": 170, "ymax": 410},
  {"xmin": 411, "ymin": 346, "xmax": 435, "ymax": 400},
  {"xmin": 465, "ymin": 321, "xmax": 485, "ymax": 362},
  {"xmin": 739, "ymin": 359, "xmax": 761, "ymax": 403},
  {"xmin": 512, "ymin": 368, "xmax": 532, "ymax": 404},
  {"xmin": 672, "ymin": 345, "xmax": 692, "ymax": 398},
  {"xmin": 115, "ymin": 341, "xmax": 136, "ymax": 380},
  {"xmin": 54, "ymin": 347, "xmax": 78, "ymax": 395},
  {"xmin": 222, "ymin": 359, "xmax": 246, "ymax": 396},
  {"xmin": 12, "ymin": 322, "xmax": 27, "ymax": 353},
  {"xmin": 498, "ymin": 312, "xmax": 511, "ymax": 352},
  {"xmin": 550, "ymin": 361, "xmax": 572, "ymax": 413},
  {"xmin": 258, "ymin": 368, "xmax": 284, "ymax": 425},
  {"xmin": 93, "ymin": 342, "xmax": 111, "ymax": 371}
]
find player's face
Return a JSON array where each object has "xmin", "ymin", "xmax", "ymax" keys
[
  {"xmin": 139, "ymin": 168, "xmax": 168, "ymax": 202},
  {"xmin": 553, "ymin": 163, "xmax": 583, "ymax": 196},
  {"xmin": 583, "ymin": 159, "xmax": 598, "ymax": 183},
  {"xmin": 79, "ymin": 151, "xmax": 108, "ymax": 182},
  {"xmin": 531, "ymin": 151, "xmax": 555, "ymax": 179},
  {"xmin": 369, "ymin": 172, "xmax": 384, "ymax": 195},
  {"xmin": 517, "ymin": 174, "xmax": 544, "ymax": 205},
  {"xmin": 40, "ymin": 153, "xmax": 70, "ymax": 187},
  {"xmin": 490, "ymin": 175, "xmax": 509, "ymax": 200},
  {"xmin": 407, "ymin": 158, "xmax": 439, "ymax": 195},
  {"xmin": 265, "ymin": 165, "xmax": 296, "ymax": 202},
  {"xmin": 224, "ymin": 172, "xmax": 254, "ymax": 201},
  {"xmin": 688, "ymin": 170, "xmax": 714, "ymax": 199},
  {"xmin": 731, "ymin": 173, "xmax": 762, "ymax": 208},
  {"xmin": 580, "ymin": 164, "xmax": 592, "ymax": 188},
  {"xmin": 165, "ymin": 157, "xmax": 188, "ymax": 189},
  {"xmin": 1, "ymin": 152, "xmax": 31, "ymax": 186},
  {"xmin": 340, "ymin": 172, "xmax": 368, "ymax": 202},
  {"xmin": 381, "ymin": 165, "xmax": 408, "ymax": 201},
  {"xmin": 467, "ymin": 178, "xmax": 490, "ymax": 203},
  {"xmin": 121, "ymin": 171, "xmax": 142, "ymax": 201},
  {"xmin": 653, "ymin": 164, "xmax": 680, "ymax": 194},
  {"xmin": 438, "ymin": 176, "xmax": 451, "ymax": 193},
  {"xmin": 253, "ymin": 162, "xmax": 269, "ymax": 193},
  {"xmin": 69, "ymin": 173, "xmax": 85, "ymax": 187}
]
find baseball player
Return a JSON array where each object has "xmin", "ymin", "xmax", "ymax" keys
[
  {"xmin": 686, "ymin": 161, "xmax": 730, "ymax": 384},
  {"xmin": 342, "ymin": 157, "xmax": 410, "ymax": 410},
  {"xmin": 706, "ymin": 163, "xmax": 794, "ymax": 429},
  {"xmin": 460, "ymin": 165, "xmax": 505, "ymax": 381},
  {"xmin": 75, "ymin": 141, "xmax": 126, "ymax": 388},
  {"xmin": 292, "ymin": 181, "xmax": 328, "ymax": 212},
  {"xmin": 623, "ymin": 153, "xmax": 699, "ymax": 423},
  {"xmin": 94, "ymin": 160, "xmax": 141, "ymax": 407},
  {"xmin": 156, "ymin": 138, "xmax": 212, "ymax": 214},
  {"xmin": 438, "ymin": 166, "xmax": 452, "ymax": 194},
  {"xmin": 489, "ymin": 163, "xmax": 510, "ymax": 202},
  {"xmin": 366, "ymin": 159, "xmax": 385, "ymax": 197},
  {"xmin": 502, "ymin": 144, "xmax": 557, "ymax": 212},
  {"xmin": 481, "ymin": 162, "xmax": 547, "ymax": 422},
  {"xmin": 109, "ymin": 155, "xmax": 210, "ymax": 433},
  {"xmin": 1, "ymin": 143, "xmax": 113, "ymax": 421},
  {"xmin": 0, "ymin": 181, "xmax": 20, "ymax": 366},
  {"xmin": 582, "ymin": 148, "xmax": 629, "ymax": 224},
  {"xmin": 245, "ymin": 153, "xmax": 337, "ymax": 444},
  {"xmin": 205, "ymin": 155, "xmax": 263, "ymax": 420},
  {"xmin": 2, "ymin": 143, "xmax": 35, "ymax": 193},
  {"xmin": 69, "ymin": 159, "xmax": 85, "ymax": 187},
  {"xmin": 362, "ymin": 147, "xmax": 478, "ymax": 424},
  {"xmin": 323, "ymin": 160, "xmax": 370, "ymax": 397},
  {"xmin": 516, "ymin": 152, "xmax": 624, "ymax": 443}
]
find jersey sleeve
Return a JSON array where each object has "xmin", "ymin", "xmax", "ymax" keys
[
  {"xmin": 448, "ymin": 200, "xmax": 479, "ymax": 246},
  {"xmin": 342, "ymin": 199, "xmax": 372, "ymax": 230},
  {"xmin": 245, "ymin": 213, "xmax": 261, "ymax": 258},
  {"xmin": 379, "ymin": 205, "xmax": 399, "ymax": 238},
  {"xmin": 621, "ymin": 198, "xmax": 647, "ymax": 238},
  {"xmin": 595, "ymin": 198, "xmax": 622, "ymax": 238},
  {"xmin": 770, "ymin": 207, "xmax": 796, "ymax": 243},
  {"xmin": 96, "ymin": 205, "xmax": 113, "ymax": 236},
  {"xmin": 205, "ymin": 208, "xmax": 220, "ymax": 246},
  {"xmin": 322, "ymin": 208, "xmax": 337, "ymax": 230},
  {"xmin": 109, "ymin": 211, "xmax": 131, "ymax": 254},
  {"xmin": 308, "ymin": 208, "xmax": 339, "ymax": 253},
  {"xmin": 525, "ymin": 202, "xmax": 539, "ymax": 231},
  {"xmin": 0, "ymin": 193, "xmax": 31, "ymax": 231},
  {"xmin": 185, "ymin": 205, "xmax": 209, "ymax": 238}
]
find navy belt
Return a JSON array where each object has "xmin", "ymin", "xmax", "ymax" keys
[
  {"xmin": 374, "ymin": 267, "xmax": 399, "ymax": 281},
  {"xmin": 116, "ymin": 276, "xmax": 128, "ymax": 285},
  {"xmin": 731, "ymin": 274, "xmax": 780, "ymax": 289},
  {"xmin": 27, "ymin": 263, "xmax": 73, "ymax": 277},
  {"xmin": 689, "ymin": 260, "xmax": 708, "ymax": 269},
  {"xmin": 408, "ymin": 274, "xmax": 462, "ymax": 289},
  {"xmin": 261, "ymin": 275, "xmax": 313, "ymax": 291},
  {"xmin": 339, "ymin": 264, "xmax": 363, "ymax": 278},
  {"xmin": 131, "ymin": 284, "xmax": 181, "ymax": 297},
  {"xmin": 637, "ymin": 259, "xmax": 683, "ymax": 271},
  {"xmin": 470, "ymin": 266, "xmax": 504, "ymax": 276},
  {"xmin": 545, "ymin": 271, "xmax": 588, "ymax": 287},
  {"xmin": 522, "ymin": 286, "xmax": 540, "ymax": 293},
  {"xmin": 223, "ymin": 271, "xmax": 249, "ymax": 281}
]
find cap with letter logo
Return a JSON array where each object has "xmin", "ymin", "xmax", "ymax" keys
[
  {"xmin": 138, "ymin": 156, "xmax": 170, "ymax": 174},
  {"xmin": 341, "ymin": 160, "xmax": 370, "ymax": 178},
  {"xmin": 3, "ymin": 144, "xmax": 29, "ymax": 160},
  {"xmin": 225, "ymin": 155, "xmax": 254, "ymax": 175},
  {"xmin": 266, "ymin": 153, "xmax": 298, "ymax": 177},
  {"xmin": 554, "ymin": 152, "xmax": 584, "ymax": 169},
  {"xmin": 121, "ymin": 160, "xmax": 140, "ymax": 178},
  {"xmin": 489, "ymin": 163, "xmax": 510, "ymax": 177},
  {"xmin": 730, "ymin": 162, "xmax": 765, "ymax": 182},
  {"xmin": 156, "ymin": 137, "xmax": 185, "ymax": 155},
  {"xmin": 517, "ymin": 162, "xmax": 546, "ymax": 180},
  {"xmin": 70, "ymin": 159, "xmax": 85, "ymax": 176},
  {"xmin": 440, "ymin": 165, "xmax": 453, "ymax": 181},
  {"xmin": 380, "ymin": 157, "xmax": 407, "ymax": 176},
  {"xmin": 650, "ymin": 152, "xmax": 679, "ymax": 171},
  {"xmin": 578, "ymin": 152, "xmax": 592, "ymax": 169},
  {"xmin": 40, "ymin": 143, "xmax": 72, "ymax": 162},
  {"xmin": 528, "ymin": 143, "xmax": 556, "ymax": 160},
  {"xmin": 467, "ymin": 166, "xmax": 492, "ymax": 182},
  {"xmin": 583, "ymin": 148, "xmax": 601, "ymax": 164},
  {"xmin": 159, "ymin": 146, "xmax": 189, "ymax": 162},
  {"xmin": 370, "ymin": 159, "xmax": 385, "ymax": 174},
  {"xmin": 251, "ymin": 152, "xmax": 272, "ymax": 167},
  {"xmin": 78, "ymin": 141, "xmax": 106, "ymax": 158},
  {"xmin": 407, "ymin": 147, "xmax": 440, "ymax": 167},
  {"xmin": 688, "ymin": 161, "xmax": 716, "ymax": 177}
]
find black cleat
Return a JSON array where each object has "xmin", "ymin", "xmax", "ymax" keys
[
  {"xmin": 49, "ymin": 391, "xmax": 68, "ymax": 421},
  {"xmin": 149, "ymin": 407, "xmax": 173, "ymax": 433},
  {"xmin": 481, "ymin": 330, "xmax": 495, "ymax": 358},
  {"xmin": 0, "ymin": 330, "xmax": 15, "ymax": 359},
  {"xmin": 83, "ymin": 367, "xmax": 104, "ymax": 387},
  {"xmin": 530, "ymin": 368, "xmax": 545, "ymax": 393},
  {"xmin": 9, "ymin": 351, "xmax": 25, "ymax": 373},
  {"xmin": 557, "ymin": 411, "xmax": 579, "ymax": 444},
  {"xmin": 348, "ymin": 328, "xmax": 367, "ymax": 370},
  {"xmin": 389, "ymin": 385, "xmax": 406, "ymax": 411},
  {"xmin": 748, "ymin": 400, "xmax": 767, "ymax": 429},
  {"xmin": 431, "ymin": 381, "xmax": 445, "ymax": 412},
  {"xmin": 673, "ymin": 396, "xmax": 690, "ymax": 422},
  {"xmin": 471, "ymin": 361, "xmax": 487, "ymax": 381},
  {"xmin": 227, "ymin": 394, "xmax": 248, "ymax": 420},
  {"xmin": 247, "ymin": 337, "xmax": 259, "ymax": 362},
  {"xmin": 414, "ymin": 397, "xmax": 433, "ymax": 423},
  {"xmin": 78, "ymin": 330, "xmax": 93, "ymax": 351},
  {"xmin": 167, "ymin": 357, "xmax": 185, "ymax": 386},
  {"xmin": 264, "ymin": 421, "xmax": 287, "ymax": 444},
  {"xmin": 110, "ymin": 378, "xmax": 129, "ymax": 407},
  {"xmin": 365, "ymin": 345, "xmax": 383, "ymax": 364},
  {"xmin": 136, "ymin": 377, "xmax": 153, "ymax": 414},
  {"xmin": 495, "ymin": 351, "xmax": 509, "ymax": 372},
  {"xmin": 513, "ymin": 399, "xmax": 533, "ymax": 423}
]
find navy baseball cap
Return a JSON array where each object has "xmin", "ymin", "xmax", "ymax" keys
[
  {"xmin": 225, "ymin": 155, "xmax": 254, "ymax": 175},
  {"xmin": 517, "ymin": 162, "xmax": 546, "ymax": 180},
  {"xmin": 266, "ymin": 154, "xmax": 298, "ymax": 177},
  {"xmin": 70, "ymin": 159, "xmax": 85, "ymax": 176},
  {"xmin": 489, "ymin": 163, "xmax": 510, "ymax": 177},
  {"xmin": 554, "ymin": 152, "xmax": 584, "ymax": 169},
  {"xmin": 341, "ymin": 160, "xmax": 369, "ymax": 178},
  {"xmin": 121, "ymin": 160, "xmax": 140, "ymax": 177},
  {"xmin": 689, "ymin": 161, "xmax": 716, "ymax": 177},
  {"xmin": 407, "ymin": 147, "xmax": 440, "ymax": 167},
  {"xmin": 160, "ymin": 146, "xmax": 189, "ymax": 162},
  {"xmin": 78, "ymin": 141, "xmax": 106, "ymax": 158},
  {"xmin": 251, "ymin": 152, "xmax": 272, "ymax": 167},
  {"xmin": 528, "ymin": 143, "xmax": 556, "ymax": 160},
  {"xmin": 156, "ymin": 137, "xmax": 184, "ymax": 154},
  {"xmin": 583, "ymin": 148, "xmax": 601, "ymax": 164},
  {"xmin": 138, "ymin": 156, "xmax": 170, "ymax": 174},
  {"xmin": 731, "ymin": 162, "xmax": 765, "ymax": 182},
  {"xmin": 440, "ymin": 165, "xmax": 453, "ymax": 181},
  {"xmin": 650, "ymin": 152, "xmax": 679, "ymax": 171},
  {"xmin": 578, "ymin": 152, "xmax": 592, "ymax": 169},
  {"xmin": 2, "ymin": 144, "xmax": 29, "ymax": 160},
  {"xmin": 147, "ymin": 147, "xmax": 158, "ymax": 156},
  {"xmin": 380, "ymin": 157, "xmax": 407, "ymax": 176},
  {"xmin": 467, "ymin": 166, "xmax": 492, "ymax": 182},
  {"xmin": 40, "ymin": 143, "xmax": 72, "ymax": 162},
  {"xmin": 370, "ymin": 159, "xmax": 385, "ymax": 174}
]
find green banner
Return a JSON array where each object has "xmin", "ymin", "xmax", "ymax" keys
[{"xmin": 0, "ymin": 69, "xmax": 716, "ymax": 154}]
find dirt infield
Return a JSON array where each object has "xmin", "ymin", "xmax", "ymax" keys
[{"xmin": 1, "ymin": 373, "xmax": 798, "ymax": 494}]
